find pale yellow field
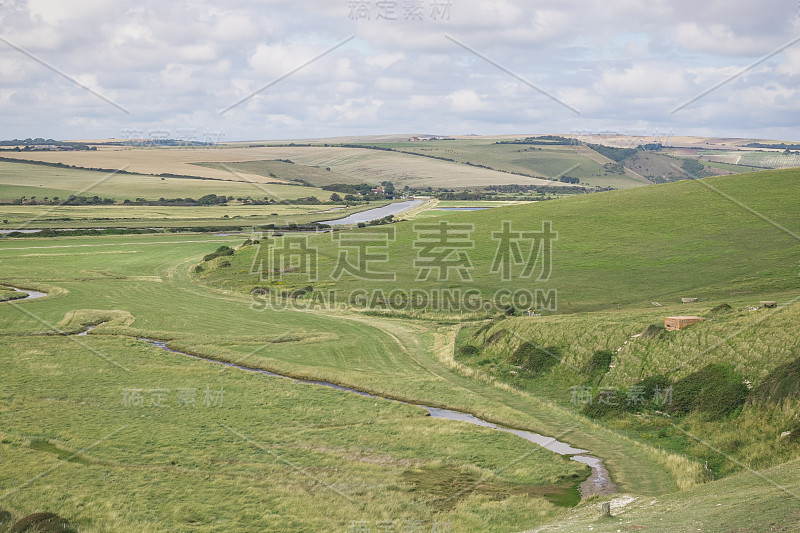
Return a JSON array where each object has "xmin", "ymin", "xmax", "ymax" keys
[
  {"xmin": 0, "ymin": 203, "xmax": 351, "ymax": 222},
  {"xmin": 3, "ymin": 145, "xmax": 570, "ymax": 188}
]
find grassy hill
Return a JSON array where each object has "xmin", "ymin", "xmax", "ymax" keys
[
  {"xmin": 363, "ymin": 139, "xmax": 647, "ymax": 189},
  {"xmin": 201, "ymin": 167, "xmax": 800, "ymax": 314},
  {"xmin": 0, "ymin": 232, "xmax": 686, "ymax": 531},
  {"xmin": 534, "ymin": 457, "xmax": 800, "ymax": 532},
  {"xmin": 196, "ymin": 166, "xmax": 800, "ymax": 504}
]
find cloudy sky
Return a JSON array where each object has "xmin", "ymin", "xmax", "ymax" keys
[{"xmin": 2, "ymin": 0, "xmax": 800, "ymax": 141}]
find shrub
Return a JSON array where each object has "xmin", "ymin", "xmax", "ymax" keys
[
  {"xmin": 510, "ymin": 342, "xmax": 561, "ymax": 374},
  {"xmin": 457, "ymin": 344, "xmax": 480, "ymax": 357},
  {"xmin": 9, "ymin": 512, "xmax": 75, "ymax": 533},
  {"xmin": 671, "ymin": 364, "xmax": 748, "ymax": 420},
  {"xmin": 753, "ymin": 355, "xmax": 800, "ymax": 404},
  {"xmin": 485, "ymin": 329, "xmax": 507, "ymax": 345},
  {"xmin": 582, "ymin": 399, "xmax": 626, "ymax": 419},
  {"xmin": 638, "ymin": 374, "xmax": 672, "ymax": 404},
  {"xmin": 218, "ymin": 260, "xmax": 231, "ymax": 268},
  {"xmin": 641, "ymin": 324, "xmax": 667, "ymax": 339},
  {"xmin": 203, "ymin": 245, "xmax": 235, "ymax": 262},
  {"xmin": 582, "ymin": 350, "xmax": 613, "ymax": 383},
  {"xmin": 194, "ymin": 265, "xmax": 204, "ymax": 273},
  {"xmin": 472, "ymin": 322, "xmax": 494, "ymax": 339},
  {"xmin": 710, "ymin": 303, "xmax": 732, "ymax": 314}
]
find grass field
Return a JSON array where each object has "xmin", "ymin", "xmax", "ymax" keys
[
  {"xmin": 0, "ymin": 161, "xmax": 328, "ymax": 202},
  {"xmin": 0, "ymin": 144, "xmax": 573, "ymax": 190},
  {"xmin": 0, "ymin": 203, "xmax": 375, "ymax": 230},
  {"xmin": 0, "ymin": 334, "xmax": 588, "ymax": 532},
  {"xmin": 193, "ymin": 159, "xmax": 355, "ymax": 187},
  {"xmin": 698, "ymin": 149, "xmax": 800, "ymax": 170},
  {"xmin": 696, "ymin": 159, "xmax": 763, "ymax": 173},
  {"xmin": 200, "ymin": 167, "xmax": 800, "ymax": 314},
  {"xmin": 0, "ymin": 232, "xmax": 686, "ymax": 531},
  {"xmin": 2, "ymin": 146, "xmax": 799, "ymax": 531},
  {"xmin": 363, "ymin": 140, "xmax": 649, "ymax": 189}
]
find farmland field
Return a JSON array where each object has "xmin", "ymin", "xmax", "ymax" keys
[
  {"xmin": 358, "ymin": 140, "xmax": 650, "ymax": 189},
  {"xmin": 0, "ymin": 203, "xmax": 375, "ymax": 230},
  {"xmin": 0, "ymin": 161, "xmax": 329, "ymax": 202},
  {"xmin": 200, "ymin": 167, "xmax": 800, "ymax": 313},
  {"xmin": 0, "ymin": 144, "xmax": 575, "ymax": 190},
  {"xmin": 0, "ymin": 231, "xmax": 682, "ymax": 531}
]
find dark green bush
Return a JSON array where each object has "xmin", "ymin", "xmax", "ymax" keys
[
  {"xmin": 485, "ymin": 329, "xmax": 507, "ymax": 345},
  {"xmin": 9, "ymin": 512, "xmax": 75, "ymax": 533},
  {"xmin": 710, "ymin": 303, "xmax": 732, "ymax": 314},
  {"xmin": 510, "ymin": 342, "xmax": 561, "ymax": 374},
  {"xmin": 457, "ymin": 344, "xmax": 480, "ymax": 357},
  {"xmin": 753, "ymin": 355, "xmax": 800, "ymax": 404},
  {"xmin": 582, "ymin": 350, "xmax": 613, "ymax": 382},
  {"xmin": 638, "ymin": 374, "xmax": 672, "ymax": 403},
  {"xmin": 581, "ymin": 399, "xmax": 626, "ymax": 419},
  {"xmin": 671, "ymin": 364, "xmax": 748, "ymax": 419},
  {"xmin": 641, "ymin": 324, "xmax": 667, "ymax": 339},
  {"xmin": 203, "ymin": 245, "xmax": 235, "ymax": 262}
]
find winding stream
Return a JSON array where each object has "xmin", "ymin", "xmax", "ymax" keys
[
  {"xmin": 133, "ymin": 336, "xmax": 616, "ymax": 498},
  {"xmin": 6, "ymin": 286, "xmax": 616, "ymax": 498},
  {"xmin": 2, "ymin": 286, "xmax": 48, "ymax": 301}
]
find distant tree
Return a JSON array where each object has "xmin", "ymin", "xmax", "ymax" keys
[{"xmin": 330, "ymin": 193, "xmax": 342, "ymax": 202}]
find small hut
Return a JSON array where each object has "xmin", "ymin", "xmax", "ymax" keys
[{"xmin": 665, "ymin": 316, "xmax": 704, "ymax": 331}]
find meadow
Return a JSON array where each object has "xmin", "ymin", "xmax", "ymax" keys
[
  {"xmin": 0, "ymin": 232, "xmax": 681, "ymax": 531},
  {"xmin": 200, "ymin": 166, "xmax": 800, "ymax": 314}
]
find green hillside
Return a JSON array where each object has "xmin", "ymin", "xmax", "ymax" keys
[{"xmin": 201, "ymin": 167, "xmax": 800, "ymax": 314}]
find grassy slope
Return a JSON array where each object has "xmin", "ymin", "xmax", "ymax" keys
[
  {"xmin": 0, "ymin": 233, "xmax": 678, "ymax": 531},
  {"xmin": 194, "ymin": 160, "xmax": 352, "ymax": 187},
  {"xmin": 459, "ymin": 303, "xmax": 800, "ymax": 475},
  {"xmin": 366, "ymin": 140, "xmax": 646, "ymax": 189},
  {"xmin": 203, "ymin": 167, "xmax": 800, "ymax": 313},
  {"xmin": 533, "ymin": 458, "xmax": 800, "ymax": 532}
]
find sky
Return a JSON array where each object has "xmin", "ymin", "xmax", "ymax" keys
[{"xmin": 1, "ymin": 0, "xmax": 800, "ymax": 142}]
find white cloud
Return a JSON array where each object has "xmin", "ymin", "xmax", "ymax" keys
[
  {"xmin": 447, "ymin": 89, "xmax": 487, "ymax": 112},
  {"xmin": 1, "ymin": 0, "xmax": 799, "ymax": 140}
]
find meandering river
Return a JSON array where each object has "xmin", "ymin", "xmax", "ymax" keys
[
  {"xmin": 9, "ymin": 285, "xmax": 616, "ymax": 499},
  {"xmin": 137, "ymin": 337, "xmax": 616, "ymax": 498}
]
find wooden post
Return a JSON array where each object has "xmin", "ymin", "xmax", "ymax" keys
[{"xmin": 601, "ymin": 502, "xmax": 612, "ymax": 517}]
